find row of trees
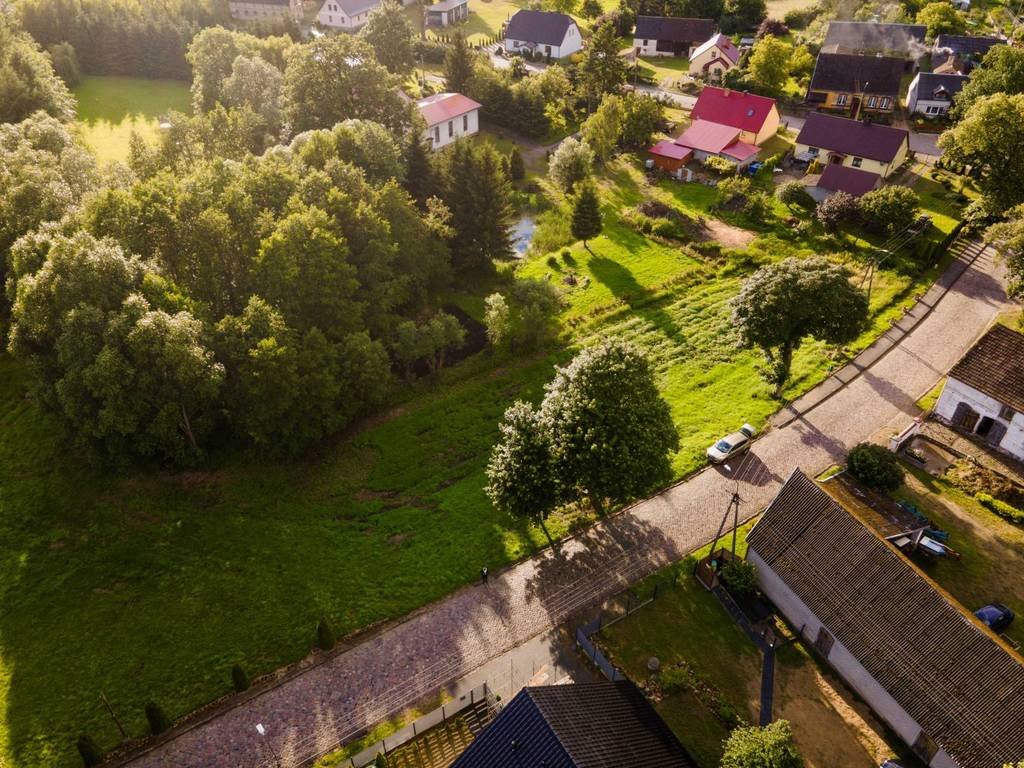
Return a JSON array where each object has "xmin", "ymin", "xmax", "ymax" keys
[
  {"xmin": 0, "ymin": 15, "xmax": 75, "ymax": 123},
  {"xmin": 16, "ymin": 0, "xmax": 234, "ymax": 80}
]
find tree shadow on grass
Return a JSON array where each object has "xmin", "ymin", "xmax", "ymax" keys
[{"xmin": 587, "ymin": 256, "xmax": 688, "ymax": 349}]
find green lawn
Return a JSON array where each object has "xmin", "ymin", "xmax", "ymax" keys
[
  {"xmin": 0, "ymin": 141, "xmax": 971, "ymax": 766},
  {"xmin": 596, "ymin": 528, "xmax": 907, "ymax": 766},
  {"xmin": 73, "ymin": 76, "xmax": 190, "ymax": 164},
  {"xmin": 899, "ymin": 468, "xmax": 1024, "ymax": 648}
]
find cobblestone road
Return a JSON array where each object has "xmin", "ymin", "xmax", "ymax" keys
[{"xmin": 126, "ymin": 244, "xmax": 1007, "ymax": 768}]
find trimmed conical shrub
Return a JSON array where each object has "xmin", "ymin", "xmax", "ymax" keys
[
  {"xmin": 231, "ymin": 663, "xmax": 251, "ymax": 692},
  {"xmin": 76, "ymin": 734, "xmax": 103, "ymax": 767},
  {"xmin": 316, "ymin": 617, "xmax": 336, "ymax": 651},
  {"xmin": 145, "ymin": 701, "xmax": 171, "ymax": 735}
]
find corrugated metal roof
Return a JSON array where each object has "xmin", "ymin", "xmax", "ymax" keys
[
  {"xmin": 649, "ymin": 139, "xmax": 693, "ymax": 161},
  {"xmin": 675, "ymin": 119, "xmax": 740, "ymax": 153},
  {"xmin": 748, "ymin": 470, "xmax": 1024, "ymax": 768},
  {"xmin": 416, "ymin": 92, "xmax": 482, "ymax": 126},
  {"xmin": 690, "ymin": 86, "xmax": 777, "ymax": 134},
  {"xmin": 949, "ymin": 324, "xmax": 1024, "ymax": 414}
]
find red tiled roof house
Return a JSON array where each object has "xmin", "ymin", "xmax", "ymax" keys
[
  {"xmin": 416, "ymin": 92, "xmax": 482, "ymax": 150},
  {"xmin": 649, "ymin": 87, "xmax": 779, "ymax": 171}
]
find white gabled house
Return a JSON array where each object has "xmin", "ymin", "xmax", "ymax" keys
[
  {"xmin": 906, "ymin": 72, "xmax": 968, "ymax": 116},
  {"xmin": 934, "ymin": 324, "xmax": 1024, "ymax": 460},
  {"xmin": 317, "ymin": 0, "xmax": 381, "ymax": 30},
  {"xmin": 417, "ymin": 92, "xmax": 482, "ymax": 150},
  {"xmin": 503, "ymin": 9, "xmax": 582, "ymax": 59}
]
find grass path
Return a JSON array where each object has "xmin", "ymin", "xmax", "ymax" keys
[{"xmin": 73, "ymin": 76, "xmax": 190, "ymax": 163}]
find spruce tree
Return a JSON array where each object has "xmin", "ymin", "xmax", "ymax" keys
[
  {"xmin": 571, "ymin": 183, "xmax": 603, "ymax": 249},
  {"xmin": 509, "ymin": 146, "xmax": 525, "ymax": 181},
  {"xmin": 403, "ymin": 133, "xmax": 435, "ymax": 205},
  {"xmin": 444, "ymin": 32, "xmax": 474, "ymax": 93}
]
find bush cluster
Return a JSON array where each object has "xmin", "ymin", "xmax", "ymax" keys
[
  {"xmin": 721, "ymin": 559, "xmax": 758, "ymax": 598},
  {"xmin": 847, "ymin": 442, "xmax": 903, "ymax": 492},
  {"xmin": 977, "ymin": 493, "xmax": 1024, "ymax": 524}
]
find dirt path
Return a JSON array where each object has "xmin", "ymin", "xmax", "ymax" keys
[
  {"xmin": 702, "ymin": 217, "xmax": 755, "ymax": 249},
  {"xmin": 123, "ymin": 244, "xmax": 1007, "ymax": 768}
]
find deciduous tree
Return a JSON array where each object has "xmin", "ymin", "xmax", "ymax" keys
[
  {"xmin": 986, "ymin": 205, "xmax": 1024, "ymax": 297},
  {"xmin": 0, "ymin": 15, "xmax": 74, "ymax": 123},
  {"xmin": 283, "ymin": 34, "xmax": 409, "ymax": 134},
  {"xmin": 360, "ymin": 0, "xmax": 416, "ymax": 75},
  {"xmin": 858, "ymin": 185, "xmax": 919, "ymax": 234},
  {"xmin": 952, "ymin": 45, "xmax": 1024, "ymax": 119},
  {"xmin": 916, "ymin": 1, "xmax": 966, "ymax": 39},
  {"xmin": 731, "ymin": 256, "xmax": 868, "ymax": 396},
  {"xmin": 486, "ymin": 401, "xmax": 562, "ymax": 542},
  {"xmin": 721, "ymin": 721, "xmax": 804, "ymax": 768},
  {"xmin": 541, "ymin": 340, "xmax": 679, "ymax": 512},
  {"xmin": 940, "ymin": 92, "xmax": 1024, "ymax": 211},
  {"xmin": 747, "ymin": 35, "xmax": 792, "ymax": 95},
  {"xmin": 548, "ymin": 137, "xmax": 594, "ymax": 192}
]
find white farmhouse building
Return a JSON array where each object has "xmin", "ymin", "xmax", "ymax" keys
[
  {"xmin": 417, "ymin": 92, "xmax": 482, "ymax": 150},
  {"xmin": 934, "ymin": 323, "xmax": 1024, "ymax": 459},
  {"xmin": 504, "ymin": 9, "xmax": 582, "ymax": 60},
  {"xmin": 230, "ymin": 0, "xmax": 303, "ymax": 22},
  {"xmin": 747, "ymin": 470, "xmax": 1024, "ymax": 768},
  {"xmin": 317, "ymin": 0, "xmax": 380, "ymax": 30},
  {"xmin": 906, "ymin": 72, "xmax": 969, "ymax": 116}
]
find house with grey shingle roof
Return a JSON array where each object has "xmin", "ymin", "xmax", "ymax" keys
[
  {"xmin": 504, "ymin": 9, "xmax": 582, "ymax": 59},
  {"xmin": 747, "ymin": 469, "xmax": 1024, "ymax": 768},
  {"xmin": 907, "ymin": 71, "xmax": 968, "ymax": 115},
  {"xmin": 451, "ymin": 681, "xmax": 697, "ymax": 768},
  {"xmin": 934, "ymin": 324, "xmax": 1024, "ymax": 458},
  {"xmin": 823, "ymin": 20, "xmax": 927, "ymax": 60}
]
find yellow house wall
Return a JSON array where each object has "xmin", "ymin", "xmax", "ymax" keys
[
  {"xmin": 793, "ymin": 139, "xmax": 908, "ymax": 178},
  {"xmin": 738, "ymin": 105, "xmax": 780, "ymax": 146}
]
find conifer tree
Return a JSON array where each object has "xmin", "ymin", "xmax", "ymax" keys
[
  {"xmin": 444, "ymin": 32, "xmax": 474, "ymax": 93},
  {"xmin": 571, "ymin": 183, "xmax": 603, "ymax": 250}
]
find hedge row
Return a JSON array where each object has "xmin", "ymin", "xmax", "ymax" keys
[{"xmin": 977, "ymin": 493, "xmax": 1024, "ymax": 524}]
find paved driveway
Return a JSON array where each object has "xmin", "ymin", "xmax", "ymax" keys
[{"xmin": 125, "ymin": 246, "xmax": 1007, "ymax": 768}]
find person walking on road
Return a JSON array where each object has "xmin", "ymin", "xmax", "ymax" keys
[{"xmin": 480, "ymin": 566, "xmax": 489, "ymax": 585}]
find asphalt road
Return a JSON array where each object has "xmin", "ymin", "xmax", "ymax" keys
[{"xmin": 121, "ymin": 241, "xmax": 1007, "ymax": 768}]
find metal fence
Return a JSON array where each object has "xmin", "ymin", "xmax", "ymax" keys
[
  {"xmin": 574, "ymin": 568, "xmax": 683, "ymax": 682},
  {"xmin": 343, "ymin": 683, "xmax": 496, "ymax": 768}
]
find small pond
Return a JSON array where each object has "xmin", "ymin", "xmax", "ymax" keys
[{"xmin": 510, "ymin": 213, "xmax": 536, "ymax": 257}]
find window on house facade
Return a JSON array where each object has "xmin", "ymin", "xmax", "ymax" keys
[
  {"xmin": 814, "ymin": 627, "xmax": 835, "ymax": 658},
  {"xmin": 448, "ymin": 120, "xmax": 453, "ymax": 137},
  {"xmin": 880, "ymin": 97, "xmax": 891, "ymax": 109},
  {"xmin": 434, "ymin": 125, "xmax": 440, "ymax": 143},
  {"xmin": 462, "ymin": 114, "xmax": 468, "ymax": 131},
  {"xmin": 1000, "ymin": 404, "xmax": 1016, "ymax": 421},
  {"xmin": 835, "ymin": 93, "xmax": 848, "ymax": 106},
  {"xmin": 926, "ymin": 105, "xmax": 940, "ymax": 114},
  {"xmin": 867, "ymin": 96, "xmax": 878, "ymax": 108},
  {"xmin": 852, "ymin": 157, "xmax": 863, "ymax": 168},
  {"xmin": 642, "ymin": 39, "xmax": 648, "ymax": 45}
]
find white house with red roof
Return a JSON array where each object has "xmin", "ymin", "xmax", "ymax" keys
[
  {"xmin": 688, "ymin": 34, "xmax": 740, "ymax": 81},
  {"xmin": 417, "ymin": 92, "xmax": 482, "ymax": 150}
]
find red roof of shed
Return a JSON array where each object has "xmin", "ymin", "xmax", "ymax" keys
[
  {"xmin": 417, "ymin": 92, "xmax": 482, "ymax": 126},
  {"xmin": 675, "ymin": 119, "xmax": 741, "ymax": 153},
  {"xmin": 648, "ymin": 139, "xmax": 693, "ymax": 161},
  {"xmin": 690, "ymin": 86, "xmax": 777, "ymax": 134},
  {"xmin": 818, "ymin": 164, "xmax": 881, "ymax": 197}
]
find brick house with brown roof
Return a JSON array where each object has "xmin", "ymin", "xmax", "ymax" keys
[
  {"xmin": 747, "ymin": 469, "xmax": 1024, "ymax": 768},
  {"xmin": 934, "ymin": 324, "xmax": 1024, "ymax": 459}
]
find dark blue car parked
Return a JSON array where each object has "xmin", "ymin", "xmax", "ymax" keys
[{"xmin": 974, "ymin": 603, "xmax": 1015, "ymax": 632}]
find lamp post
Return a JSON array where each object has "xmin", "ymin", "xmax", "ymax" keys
[{"xmin": 256, "ymin": 723, "xmax": 282, "ymax": 768}]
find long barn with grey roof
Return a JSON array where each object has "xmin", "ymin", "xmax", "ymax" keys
[{"xmin": 747, "ymin": 469, "xmax": 1024, "ymax": 768}]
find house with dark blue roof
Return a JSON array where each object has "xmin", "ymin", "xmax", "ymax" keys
[{"xmin": 450, "ymin": 681, "xmax": 696, "ymax": 768}]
